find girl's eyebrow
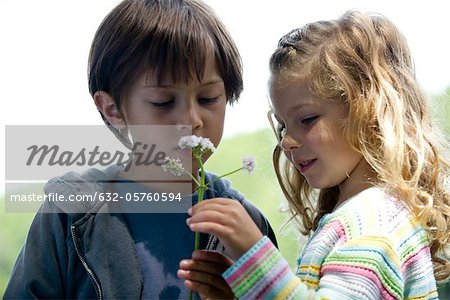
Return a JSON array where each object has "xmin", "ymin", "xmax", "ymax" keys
[
  {"xmin": 272, "ymin": 101, "xmax": 321, "ymax": 124},
  {"xmin": 277, "ymin": 102, "xmax": 316, "ymax": 118}
]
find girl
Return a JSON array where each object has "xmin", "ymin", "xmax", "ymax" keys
[{"xmin": 180, "ymin": 11, "xmax": 450, "ymax": 299}]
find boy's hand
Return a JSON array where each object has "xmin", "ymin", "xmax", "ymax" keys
[
  {"xmin": 178, "ymin": 250, "xmax": 234, "ymax": 299},
  {"xmin": 187, "ymin": 198, "xmax": 264, "ymax": 261}
]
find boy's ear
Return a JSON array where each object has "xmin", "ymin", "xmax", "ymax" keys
[{"xmin": 94, "ymin": 91, "xmax": 126, "ymax": 129}]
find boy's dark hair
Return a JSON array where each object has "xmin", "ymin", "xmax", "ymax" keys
[{"xmin": 88, "ymin": 0, "xmax": 243, "ymax": 145}]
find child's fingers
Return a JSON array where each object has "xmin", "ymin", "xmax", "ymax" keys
[
  {"xmin": 189, "ymin": 201, "xmax": 230, "ymax": 217},
  {"xmin": 179, "ymin": 257, "xmax": 229, "ymax": 276},
  {"xmin": 188, "ymin": 202, "xmax": 244, "ymax": 228},
  {"xmin": 177, "ymin": 269, "xmax": 229, "ymax": 292},
  {"xmin": 178, "ymin": 252, "xmax": 235, "ymax": 298},
  {"xmin": 188, "ymin": 219, "xmax": 230, "ymax": 237},
  {"xmin": 178, "ymin": 272, "xmax": 234, "ymax": 299},
  {"xmin": 179, "ymin": 259, "xmax": 228, "ymax": 276},
  {"xmin": 189, "ymin": 198, "xmax": 235, "ymax": 215},
  {"xmin": 188, "ymin": 197, "xmax": 264, "ymax": 260},
  {"xmin": 186, "ymin": 280, "xmax": 234, "ymax": 300},
  {"xmin": 184, "ymin": 279, "xmax": 234, "ymax": 299},
  {"xmin": 187, "ymin": 210, "xmax": 230, "ymax": 228},
  {"xmin": 192, "ymin": 250, "xmax": 234, "ymax": 267}
]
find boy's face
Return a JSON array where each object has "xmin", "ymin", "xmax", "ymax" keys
[{"xmin": 121, "ymin": 58, "xmax": 227, "ymax": 174}]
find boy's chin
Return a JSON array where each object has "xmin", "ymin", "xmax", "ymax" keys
[{"xmin": 192, "ymin": 155, "xmax": 211, "ymax": 169}]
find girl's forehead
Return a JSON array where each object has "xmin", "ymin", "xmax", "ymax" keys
[{"xmin": 269, "ymin": 77, "xmax": 311, "ymax": 99}]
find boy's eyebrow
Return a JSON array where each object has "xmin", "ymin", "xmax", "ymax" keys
[{"xmin": 142, "ymin": 79, "xmax": 224, "ymax": 89}]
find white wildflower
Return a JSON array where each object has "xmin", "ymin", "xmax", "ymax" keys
[
  {"xmin": 178, "ymin": 135, "xmax": 201, "ymax": 149},
  {"xmin": 199, "ymin": 137, "xmax": 216, "ymax": 153},
  {"xmin": 162, "ymin": 157, "xmax": 185, "ymax": 176},
  {"xmin": 242, "ymin": 156, "xmax": 255, "ymax": 173},
  {"xmin": 178, "ymin": 135, "xmax": 215, "ymax": 154}
]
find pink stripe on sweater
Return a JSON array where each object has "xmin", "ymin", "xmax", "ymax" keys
[
  {"xmin": 255, "ymin": 261, "xmax": 291, "ymax": 299},
  {"xmin": 401, "ymin": 245, "xmax": 430, "ymax": 272},
  {"xmin": 226, "ymin": 241, "xmax": 275, "ymax": 285},
  {"xmin": 322, "ymin": 264, "xmax": 397, "ymax": 300},
  {"xmin": 323, "ymin": 220, "xmax": 347, "ymax": 240}
]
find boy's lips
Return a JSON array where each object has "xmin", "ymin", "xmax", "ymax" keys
[{"xmin": 175, "ymin": 147, "xmax": 193, "ymax": 158}]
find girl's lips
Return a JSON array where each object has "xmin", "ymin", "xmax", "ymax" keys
[{"xmin": 296, "ymin": 158, "xmax": 317, "ymax": 174}]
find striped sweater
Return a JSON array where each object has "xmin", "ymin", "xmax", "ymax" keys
[{"xmin": 223, "ymin": 187, "xmax": 439, "ymax": 299}]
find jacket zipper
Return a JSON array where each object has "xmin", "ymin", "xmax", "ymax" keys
[
  {"xmin": 205, "ymin": 234, "xmax": 214, "ymax": 250},
  {"xmin": 71, "ymin": 225, "xmax": 103, "ymax": 300}
]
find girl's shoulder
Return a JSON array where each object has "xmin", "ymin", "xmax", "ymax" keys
[{"xmin": 326, "ymin": 187, "xmax": 426, "ymax": 245}]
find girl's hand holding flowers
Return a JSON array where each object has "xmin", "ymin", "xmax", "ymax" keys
[{"xmin": 186, "ymin": 198, "xmax": 264, "ymax": 261}]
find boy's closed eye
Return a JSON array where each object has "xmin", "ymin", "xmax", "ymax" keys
[
  {"xmin": 148, "ymin": 96, "xmax": 221, "ymax": 108},
  {"xmin": 198, "ymin": 96, "xmax": 221, "ymax": 105},
  {"xmin": 149, "ymin": 99, "xmax": 175, "ymax": 108}
]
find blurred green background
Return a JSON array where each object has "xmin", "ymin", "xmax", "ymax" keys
[{"xmin": 1, "ymin": 88, "xmax": 449, "ymax": 296}]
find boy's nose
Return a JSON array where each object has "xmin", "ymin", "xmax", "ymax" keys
[{"xmin": 180, "ymin": 105, "xmax": 203, "ymax": 130}]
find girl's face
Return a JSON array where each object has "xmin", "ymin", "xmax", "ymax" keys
[
  {"xmin": 121, "ymin": 57, "xmax": 227, "ymax": 175},
  {"xmin": 270, "ymin": 78, "xmax": 369, "ymax": 198}
]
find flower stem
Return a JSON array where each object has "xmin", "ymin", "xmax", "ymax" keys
[
  {"xmin": 205, "ymin": 167, "xmax": 244, "ymax": 187},
  {"xmin": 194, "ymin": 155, "xmax": 206, "ymax": 250},
  {"xmin": 185, "ymin": 171, "xmax": 201, "ymax": 187},
  {"xmin": 189, "ymin": 156, "xmax": 206, "ymax": 300}
]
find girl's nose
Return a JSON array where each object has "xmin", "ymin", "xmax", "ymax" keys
[{"xmin": 280, "ymin": 130, "xmax": 303, "ymax": 151}]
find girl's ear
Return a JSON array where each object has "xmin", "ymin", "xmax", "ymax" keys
[{"xmin": 94, "ymin": 91, "xmax": 126, "ymax": 129}]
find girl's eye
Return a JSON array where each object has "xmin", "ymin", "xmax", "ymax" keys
[
  {"xmin": 198, "ymin": 97, "xmax": 219, "ymax": 105},
  {"xmin": 150, "ymin": 100, "xmax": 174, "ymax": 108},
  {"xmin": 301, "ymin": 116, "xmax": 318, "ymax": 126}
]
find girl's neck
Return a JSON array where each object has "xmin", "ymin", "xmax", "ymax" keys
[{"xmin": 334, "ymin": 159, "xmax": 377, "ymax": 211}]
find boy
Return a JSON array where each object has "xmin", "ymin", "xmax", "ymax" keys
[{"xmin": 4, "ymin": 0, "xmax": 277, "ymax": 298}]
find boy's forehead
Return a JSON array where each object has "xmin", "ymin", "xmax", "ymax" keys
[{"xmin": 138, "ymin": 58, "xmax": 222, "ymax": 87}]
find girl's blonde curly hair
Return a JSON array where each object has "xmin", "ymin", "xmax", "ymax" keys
[{"xmin": 270, "ymin": 11, "xmax": 450, "ymax": 281}]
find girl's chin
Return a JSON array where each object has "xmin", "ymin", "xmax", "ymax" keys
[{"xmin": 304, "ymin": 177, "xmax": 326, "ymax": 189}]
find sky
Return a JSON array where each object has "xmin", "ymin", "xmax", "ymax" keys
[{"xmin": 1, "ymin": 0, "xmax": 449, "ymax": 194}]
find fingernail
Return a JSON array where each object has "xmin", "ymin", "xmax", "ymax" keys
[
  {"xmin": 186, "ymin": 217, "xmax": 191, "ymax": 225},
  {"xmin": 187, "ymin": 207, "xmax": 192, "ymax": 215},
  {"xmin": 179, "ymin": 260, "xmax": 189, "ymax": 267}
]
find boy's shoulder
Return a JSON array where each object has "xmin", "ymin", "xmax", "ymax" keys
[
  {"xmin": 42, "ymin": 165, "xmax": 122, "ymax": 215},
  {"xmin": 204, "ymin": 172, "xmax": 244, "ymax": 200}
]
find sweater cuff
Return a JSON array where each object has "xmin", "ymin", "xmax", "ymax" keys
[{"xmin": 223, "ymin": 236, "xmax": 289, "ymax": 299}]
